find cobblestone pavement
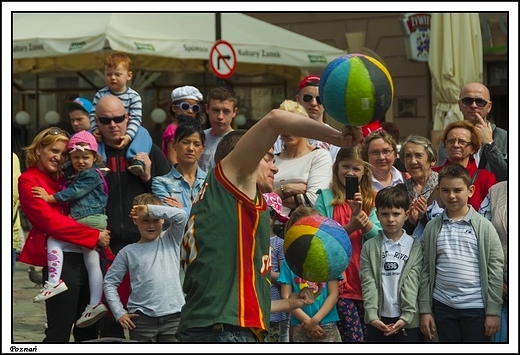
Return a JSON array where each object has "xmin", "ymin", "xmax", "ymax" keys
[{"xmin": 11, "ymin": 261, "xmax": 48, "ymax": 343}]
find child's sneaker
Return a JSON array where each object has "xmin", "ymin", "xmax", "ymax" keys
[
  {"xmin": 127, "ymin": 160, "xmax": 144, "ymax": 176},
  {"xmin": 75, "ymin": 302, "xmax": 108, "ymax": 328},
  {"xmin": 98, "ymin": 167, "xmax": 111, "ymax": 176},
  {"xmin": 33, "ymin": 280, "xmax": 68, "ymax": 303}
]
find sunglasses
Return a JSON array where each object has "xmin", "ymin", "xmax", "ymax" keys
[
  {"xmin": 44, "ymin": 126, "xmax": 70, "ymax": 138},
  {"xmin": 97, "ymin": 114, "xmax": 126, "ymax": 125},
  {"xmin": 175, "ymin": 102, "xmax": 201, "ymax": 113},
  {"xmin": 268, "ymin": 208, "xmax": 277, "ymax": 219},
  {"xmin": 302, "ymin": 94, "xmax": 321, "ymax": 105},
  {"xmin": 460, "ymin": 97, "xmax": 489, "ymax": 108}
]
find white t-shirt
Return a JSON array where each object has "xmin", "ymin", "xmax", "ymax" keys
[
  {"xmin": 381, "ymin": 231, "xmax": 414, "ymax": 318},
  {"xmin": 274, "ymin": 148, "xmax": 333, "ymax": 216},
  {"xmin": 198, "ymin": 128, "xmax": 233, "ymax": 172}
]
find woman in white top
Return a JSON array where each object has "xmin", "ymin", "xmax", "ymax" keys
[
  {"xmin": 361, "ymin": 131, "xmax": 405, "ymax": 192},
  {"xmin": 273, "ymin": 100, "xmax": 333, "ymax": 216}
]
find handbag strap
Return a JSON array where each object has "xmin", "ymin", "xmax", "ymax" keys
[{"xmin": 471, "ymin": 169, "xmax": 481, "ymax": 185}]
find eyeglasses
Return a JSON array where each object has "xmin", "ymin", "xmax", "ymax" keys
[
  {"xmin": 368, "ymin": 149, "xmax": 394, "ymax": 157},
  {"xmin": 97, "ymin": 114, "xmax": 126, "ymax": 125},
  {"xmin": 445, "ymin": 138, "xmax": 472, "ymax": 147},
  {"xmin": 44, "ymin": 126, "xmax": 70, "ymax": 138},
  {"xmin": 175, "ymin": 102, "xmax": 201, "ymax": 113},
  {"xmin": 302, "ymin": 94, "xmax": 321, "ymax": 105},
  {"xmin": 460, "ymin": 97, "xmax": 489, "ymax": 108}
]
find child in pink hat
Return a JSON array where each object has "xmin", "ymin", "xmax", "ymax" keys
[
  {"xmin": 32, "ymin": 130, "xmax": 109, "ymax": 329},
  {"xmin": 263, "ymin": 192, "xmax": 290, "ymax": 342}
]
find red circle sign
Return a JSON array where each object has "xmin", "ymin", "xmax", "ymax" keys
[{"xmin": 209, "ymin": 40, "xmax": 237, "ymax": 79}]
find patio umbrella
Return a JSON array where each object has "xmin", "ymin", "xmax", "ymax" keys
[
  {"xmin": 428, "ymin": 13, "xmax": 483, "ymax": 130},
  {"xmin": 13, "ymin": 13, "xmax": 346, "ymax": 82}
]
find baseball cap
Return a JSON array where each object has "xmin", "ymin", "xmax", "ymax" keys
[
  {"xmin": 171, "ymin": 86, "xmax": 203, "ymax": 102},
  {"xmin": 263, "ymin": 192, "xmax": 289, "ymax": 223},
  {"xmin": 298, "ymin": 75, "xmax": 320, "ymax": 91},
  {"xmin": 67, "ymin": 130, "xmax": 98, "ymax": 153},
  {"xmin": 63, "ymin": 97, "xmax": 93, "ymax": 114}
]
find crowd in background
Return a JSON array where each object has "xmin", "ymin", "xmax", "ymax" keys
[{"xmin": 13, "ymin": 52, "xmax": 508, "ymax": 344}]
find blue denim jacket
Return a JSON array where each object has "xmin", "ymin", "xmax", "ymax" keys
[
  {"xmin": 54, "ymin": 167, "xmax": 108, "ymax": 220},
  {"xmin": 152, "ymin": 165, "xmax": 207, "ymax": 215}
]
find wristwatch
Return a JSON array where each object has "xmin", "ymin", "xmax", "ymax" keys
[{"xmin": 483, "ymin": 142, "xmax": 495, "ymax": 151}]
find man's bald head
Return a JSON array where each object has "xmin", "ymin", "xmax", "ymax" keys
[
  {"xmin": 460, "ymin": 82, "xmax": 491, "ymax": 101},
  {"xmin": 96, "ymin": 95, "xmax": 125, "ymax": 116},
  {"xmin": 458, "ymin": 82, "xmax": 492, "ymax": 124},
  {"xmin": 95, "ymin": 95, "xmax": 128, "ymax": 146}
]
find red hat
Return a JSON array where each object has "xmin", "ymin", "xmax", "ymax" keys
[
  {"xmin": 360, "ymin": 120, "xmax": 383, "ymax": 138},
  {"xmin": 298, "ymin": 75, "xmax": 320, "ymax": 91}
]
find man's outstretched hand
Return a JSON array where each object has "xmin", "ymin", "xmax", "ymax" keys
[{"xmin": 340, "ymin": 125, "xmax": 363, "ymax": 148}]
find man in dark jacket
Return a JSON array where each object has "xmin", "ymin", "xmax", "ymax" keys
[
  {"xmin": 437, "ymin": 82, "xmax": 507, "ymax": 182},
  {"xmin": 95, "ymin": 95, "xmax": 170, "ymax": 338}
]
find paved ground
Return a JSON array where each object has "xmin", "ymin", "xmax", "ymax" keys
[
  {"xmin": 10, "ymin": 261, "xmax": 131, "ymax": 344},
  {"xmin": 11, "ymin": 261, "xmax": 48, "ymax": 343}
]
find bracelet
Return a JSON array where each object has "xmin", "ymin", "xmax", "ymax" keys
[{"xmin": 280, "ymin": 184, "xmax": 286, "ymax": 199}]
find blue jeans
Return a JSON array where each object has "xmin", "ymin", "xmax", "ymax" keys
[
  {"xmin": 177, "ymin": 324, "xmax": 260, "ymax": 342},
  {"xmin": 492, "ymin": 305, "xmax": 507, "ymax": 342},
  {"xmin": 433, "ymin": 299, "xmax": 490, "ymax": 342}
]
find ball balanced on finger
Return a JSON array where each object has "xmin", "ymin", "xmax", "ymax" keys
[
  {"xmin": 284, "ymin": 215, "xmax": 352, "ymax": 282},
  {"xmin": 319, "ymin": 53, "xmax": 394, "ymax": 126}
]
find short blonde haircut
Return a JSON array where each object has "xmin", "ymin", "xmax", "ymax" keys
[{"xmin": 279, "ymin": 100, "xmax": 309, "ymax": 117}]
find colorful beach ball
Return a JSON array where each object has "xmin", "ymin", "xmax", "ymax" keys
[
  {"xmin": 319, "ymin": 53, "xmax": 394, "ymax": 126},
  {"xmin": 284, "ymin": 215, "xmax": 352, "ymax": 282}
]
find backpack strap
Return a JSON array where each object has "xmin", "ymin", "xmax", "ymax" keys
[{"xmin": 95, "ymin": 168, "xmax": 109, "ymax": 195}]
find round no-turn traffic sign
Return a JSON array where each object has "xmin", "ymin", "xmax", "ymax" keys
[{"xmin": 210, "ymin": 40, "xmax": 237, "ymax": 79}]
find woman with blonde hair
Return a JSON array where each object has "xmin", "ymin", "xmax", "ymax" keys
[
  {"xmin": 18, "ymin": 127, "xmax": 110, "ymax": 342},
  {"xmin": 273, "ymin": 99, "xmax": 333, "ymax": 218},
  {"xmin": 314, "ymin": 146, "xmax": 381, "ymax": 342}
]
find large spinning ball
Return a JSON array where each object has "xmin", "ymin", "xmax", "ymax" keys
[
  {"xmin": 319, "ymin": 53, "xmax": 394, "ymax": 126},
  {"xmin": 284, "ymin": 215, "xmax": 352, "ymax": 282}
]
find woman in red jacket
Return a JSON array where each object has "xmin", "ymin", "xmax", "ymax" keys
[
  {"xmin": 432, "ymin": 120, "xmax": 496, "ymax": 210},
  {"xmin": 18, "ymin": 127, "xmax": 110, "ymax": 342}
]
